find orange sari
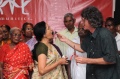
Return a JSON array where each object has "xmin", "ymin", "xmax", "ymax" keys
[
  {"xmin": 2, "ymin": 42, "xmax": 33, "ymax": 79},
  {"xmin": 2, "ymin": 39, "xmax": 11, "ymax": 45}
]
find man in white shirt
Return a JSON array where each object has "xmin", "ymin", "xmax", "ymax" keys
[{"xmin": 54, "ymin": 13, "xmax": 86, "ymax": 79}]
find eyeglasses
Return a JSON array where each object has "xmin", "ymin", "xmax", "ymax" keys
[{"xmin": 12, "ymin": 33, "xmax": 21, "ymax": 37}]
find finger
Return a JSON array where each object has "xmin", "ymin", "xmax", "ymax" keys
[
  {"xmin": 66, "ymin": 60, "xmax": 68, "ymax": 63},
  {"xmin": 65, "ymin": 62, "xmax": 68, "ymax": 65},
  {"xmin": 65, "ymin": 57, "xmax": 68, "ymax": 59},
  {"xmin": 74, "ymin": 55, "xmax": 78, "ymax": 58},
  {"xmin": 75, "ymin": 56, "xmax": 79, "ymax": 59},
  {"xmin": 76, "ymin": 58, "xmax": 82, "ymax": 63},
  {"xmin": 57, "ymin": 33, "xmax": 62, "ymax": 38},
  {"xmin": 79, "ymin": 21, "xmax": 83, "ymax": 24},
  {"xmin": 75, "ymin": 59, "xmax": 80, "ymax": 63}
]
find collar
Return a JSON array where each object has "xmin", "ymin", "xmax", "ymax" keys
[
  {"xmin": 65, "ymin": 26, "xmax": 78, "ymax": 33},
  {"xmin": 91, "ymin": 28, "xmax": 100, "ymax": 39}
]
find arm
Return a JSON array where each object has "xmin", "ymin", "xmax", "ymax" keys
[
  {"xmin": 38, "ymin": 54, "xmax": 68, "ymax": 75},
  {"xmin": 82, "ymin": 30, "xmax": 117, "ymax": 65},
  {"xmin": 75, "ymin": 57, "xmax": 114, "ymax": 65},
  {"xmin": 57, "ymin": 33, "xmax": 84, "ymax": 52}
]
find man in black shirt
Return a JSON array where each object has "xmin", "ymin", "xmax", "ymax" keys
[{"xmin": 57, "ymin": 6, "xmax": 120, "ymax": 79}]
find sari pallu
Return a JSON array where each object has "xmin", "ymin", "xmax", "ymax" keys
[
  {"xmin": 32, "ymin": 44, "xmax": 68, "ymax": 79},
  {"xmin": 2, "ymin": 42, "xmax": 33, "ymax": 79}
]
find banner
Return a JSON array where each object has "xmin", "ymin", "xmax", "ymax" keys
[{"xmin": 0, "ymin": 0, "xmax": 113, "ymax": 32}]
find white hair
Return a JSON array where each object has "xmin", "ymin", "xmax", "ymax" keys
[
  {"xmin": 64, "ymin": 13, "xmax": 75, "ymax": 20},
  {"xmin": 10, "ymin": 27, "xmax": 21, "ymax": 35}
]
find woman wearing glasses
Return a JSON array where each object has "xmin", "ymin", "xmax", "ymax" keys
[{"xmin": 1, "ymin": 27, "xmax": 33, "ymax": 79}]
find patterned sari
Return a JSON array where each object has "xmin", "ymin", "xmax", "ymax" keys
[
  {"xmin": 2, "ymin": 42, "xmax": 33, "ymax": 79},
  {"xmin": 32, "ymin": 44, "xmax": 68, "ymax": 79}
]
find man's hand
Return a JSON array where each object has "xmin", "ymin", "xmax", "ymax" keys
[
  {"xmin": 75, "ymin": 56, "xmax": 88, "ymax": 64},
  {"xmin": 57, "ymin": 33, "xmax": 67, "ymax": 42}
]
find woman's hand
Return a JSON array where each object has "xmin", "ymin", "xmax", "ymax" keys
[
  {"xmin": 58, "ymin": 57, "xmax": 68, "ymax": 65},
  {"xmin": 29, "ymin": 63, "xmax": 34, "ymax": 71}
]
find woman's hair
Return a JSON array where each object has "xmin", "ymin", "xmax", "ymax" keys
[
  {"xmin": 33, "ymin": 21, "xmax": 46, "ymax": 41},
  {"xmin": 81, "ymin": 6, "xmax": 103, "ymax": 28},
  {"xmin": 10, "ymin": 27, "xmax": 21, "ymax": 35},
  {"xmin": 22, "ymin": 22, "xmax": 33, "ymax": 31},
  {"xmin": 32, "ymin": 21, "xmax": 46, "ymax": 60},
  {"xmin": 1, "ymin": 24, "xmax": 11, "ymax": 32}
]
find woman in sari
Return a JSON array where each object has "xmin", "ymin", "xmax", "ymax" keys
[
  {"xmin": 22, "ymin": 22, "xmax": 37, "ymax": 51},
  {"xmin": 0, "ymin": 27, "xmax": 3, "ymax": 79},
  {"xmin": 1, "ymin": 25, "xmax": 11, "ymax": 44},
  {"xmin": 1, "ymin": 27, "xmax": 33, "ymax": 79},
  {"xmin": 0, "ymin": 27, "xmax": 3, "ymax": 61},
  {"xmin": 32, "ymin": 21, "xmax": 68, "ymax": 79}
]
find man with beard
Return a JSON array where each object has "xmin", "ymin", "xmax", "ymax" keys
[{"xmin": 57, "ymin": 6, "xmax": 120, "ymax": 79}]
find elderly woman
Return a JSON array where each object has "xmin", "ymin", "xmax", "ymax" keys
[
  {"xmin": 32, "ymin": 21, "xmax": 68, "ymax": 79},
  {"xmin": 1, "ymin": 27, "xmax": 33, "ymax": 79}
]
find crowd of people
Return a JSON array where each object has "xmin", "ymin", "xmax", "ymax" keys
[{"xmin": 0, "ymin": 6, "xmax": 120, "ymax": 79}]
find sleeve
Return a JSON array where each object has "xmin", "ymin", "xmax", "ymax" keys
[
  {"xmin": 36, "ymin": 43, "xmax": 48, "ymax": 59},
  {"xmin": 0, "ymin": 44, "xmax": 8, "ymax": 62},
  {"xmin": 101, "ymin": 31, "xmax": 117, "ymax": 63}
]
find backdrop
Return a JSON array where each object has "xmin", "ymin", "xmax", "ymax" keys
[{"xmin": 0, "ymin": 0, "xmax": 113, "ymax": 32}]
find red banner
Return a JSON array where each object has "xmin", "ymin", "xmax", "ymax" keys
[{"xmin": 0, "ymin": 0, "xmax": 113, "ymax": 32}]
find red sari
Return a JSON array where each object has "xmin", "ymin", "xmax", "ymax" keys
[{"xmin": 2, "ymin": 42, "xmax": 33, "ymax": 79}]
